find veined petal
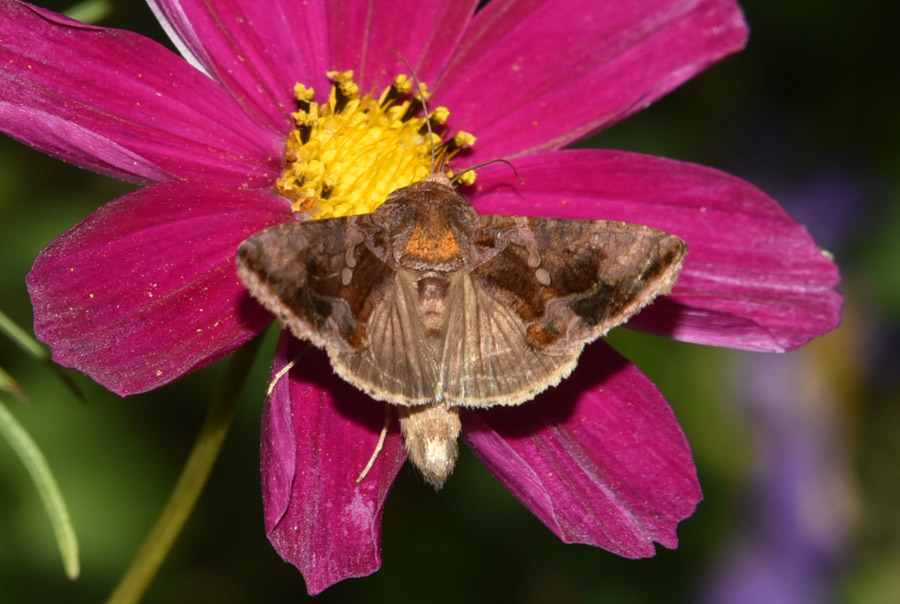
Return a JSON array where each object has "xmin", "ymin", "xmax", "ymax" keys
[
  {"xmin": 326, "ymin": 0, "xmax": 478, "ymax": 92},
  {"xmin": 26, "ymin": 182, "xmax": 292, "ymax": 396},
  {"xmin": 147, "ymin": 0, "xmax": 330, "ymax": 133},
  {"xmin": 462, "ymin": 342, "xmax": 701, "ymax": 556},
  {"xmin": 435, "ymin": 0, "xmax": 747, "ymax": 161},
  {"xmin": 469, "ymin": 150, "xmax": 842, "ymax": 352},
  {"xmin": 263, "ymin": 336, "xmax": 406, "ymax": 596},
  {"xmin": 0, "ymin": 0, "xmax": 281, "ymax": 186}
]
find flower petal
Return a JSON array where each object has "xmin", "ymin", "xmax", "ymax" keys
[
  {"xmin": 469, "ymin": 150, "xmax": 842, "ymax": 352},
  {"xmin": 0, "ymin": 0, "xmax": 280, "ymax": 186},
  {"xmin": 147, "ymin": 0, "xmax": 330, "ymax": 133},
  {"xmin": 26, "ymin": 182, "xmax": 291, "ymax": 395},
  {"xmin": 325, "ymin": 0, "xmax": 478, "ymax": 92},
  {"xmin": 263, "ymin": 336, "xmax": 406, "ymax": 596},
  {"xmin": 462, "ymin": 342, "xmax": 701, "ymax": 557},
  {"xmin": 435, "ymin": 0, "xmax": 748, "ymax": 161}
]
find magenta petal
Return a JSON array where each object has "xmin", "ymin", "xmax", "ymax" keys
[
  {"xmin": 147, "ymin": 0, "xmax": 330, "ymax": 133},
  {"xmin": 435, "ymin": 0, "xmax": 747, "ymax": 162},
  {"xmin": 462, "ymin": 342, "xmax": 701, "ymax": 556},
  {"xmin": 469, "ymin": 150, "xmax": 842, "ymax": 352},
  {"xmin": 326, "ymin": 0, "xmax": 478, "ymax": 92},
  {"xmin": 263, "ymin": 335, "xmax": 406, "ymax": 596},
  {"xmin": 0, "ymin": 0, "xmax": 280, "ymax": 186},
  {"xmin": 26, "ymin": 182, "xmax": 291, "ymax": 395}
]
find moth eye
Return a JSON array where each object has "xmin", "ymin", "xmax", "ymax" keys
[
  {"xmin": 341, "ymin": 267, "xmax": 354, "ymax": 285},
  {"xmin": 535, "ymin": 267, "xmax": 551, "ymax": 286}
]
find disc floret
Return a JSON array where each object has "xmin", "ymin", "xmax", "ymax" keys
[{"xmin": 276, "ymin": 72, "xmax": 476, "ymax": 219}]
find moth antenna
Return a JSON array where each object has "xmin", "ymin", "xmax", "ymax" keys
[
  {"xmin": 450, "ymin": 158, "xmax": 523, "ymax": 186},
  {"xmin": 393, "ymin": 50, "xmax": 437, "ymax": 174}
]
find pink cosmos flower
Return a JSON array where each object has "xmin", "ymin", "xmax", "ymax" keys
[{"xmin": 0, "ymin": 0, "xmax": 841, "ymax": 595}]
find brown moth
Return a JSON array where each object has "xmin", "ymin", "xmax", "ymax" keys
[{"xmin": 237, "ymin": 173, "xmax": 686, "ymax": 489}]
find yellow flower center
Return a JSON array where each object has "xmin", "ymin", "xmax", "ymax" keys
[{"xmin": 276, "ymin": 71, "xmax": 477, "ymax": 219}]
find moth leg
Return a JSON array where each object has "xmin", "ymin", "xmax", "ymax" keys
[
  {"xmin": 356, "ymin": 405, "xmax": 392, "ymax": 484},
  {"xmin": 266, "ymin": 345, "xmax": 312, "ymax": 398}
]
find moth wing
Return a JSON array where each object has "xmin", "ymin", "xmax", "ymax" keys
[
  {"xmin": 471, "ymin": 216, "xmax": 686, "ymax": 354},
  {"xmin": 331, "ymin": 270, "xmax": 440, "ymax": 405},
  {"xmin": 438, "ymin": 272, "xmax": 580, "ymax": 406},
  {"xmin": 236, "ymin": 216, "xmax": 392, "ymax": 354},
  {"xmin": 437, "ymin": 216, "xmax": 685, "ymax": 407}
]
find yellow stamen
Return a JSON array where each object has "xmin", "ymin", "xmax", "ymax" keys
[{"xmin": 276, "ymin": 71, "xmax": 477, "ymax": 219}]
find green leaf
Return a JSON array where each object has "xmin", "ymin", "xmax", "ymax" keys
[{"xmin": 0, "ymin": 398, "xmax": 80, "ymax": 579}]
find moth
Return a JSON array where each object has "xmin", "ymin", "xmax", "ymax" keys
[{"xmin": 237, "ymin": 173, "xmax": 686, "ymax": 489}]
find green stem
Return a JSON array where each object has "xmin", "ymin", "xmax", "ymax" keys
[
  {"xmin": 63, "ymin": 0, "xmax": 113, "ymax": 24},
  {"xmin": 0, "ymin": 307, "xmax": 85, "ymax": 401},
  {"xmin": 0, "ymin": 308, "xmax": 46, "ymax": 359},
  {"xmin": 106, "ymin": 337, "xmax": 263, "ymax": 604},
  {"xmin": 0, "ymin": 398, "xmax": 80, "ymax": 579}
]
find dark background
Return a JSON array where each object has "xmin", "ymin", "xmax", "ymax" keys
[{"xmin": 1, "ymin": 0, "xmax": 898, "ymax": 602}]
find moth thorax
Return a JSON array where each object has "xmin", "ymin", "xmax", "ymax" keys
[{"xmin": 397, "ymin": 403, "xmax": 461, "ymax": 490}]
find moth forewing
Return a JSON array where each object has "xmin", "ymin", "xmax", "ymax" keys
[
  {"xmin": 470, "ymin": 216, "xmax": 686, "ymax": 356},
  {"xmin": 236, "ymin": 216, "xmax": 394, "ymax": 355}
]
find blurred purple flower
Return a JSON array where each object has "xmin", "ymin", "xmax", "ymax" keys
[
  {"xmin": 0, "ymin": 0, "xmax": 841, "ymax": 594},
  {"xmin": 703, "ymin": 352, "xmax": 850, "ymax": 604}
]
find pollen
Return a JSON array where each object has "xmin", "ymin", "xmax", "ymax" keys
[{"xmin": 276, "ymin": 71, "xmax": 477, "ymax": 219}]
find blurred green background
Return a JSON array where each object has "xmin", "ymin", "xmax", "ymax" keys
[{"xmin": 1, "ymin": 0, "xmax": 897, "ymax": 602}]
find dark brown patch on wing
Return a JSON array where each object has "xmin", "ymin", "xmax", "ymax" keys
[
  {"xmin": 471, "ymin": 240, "xmax": 603, "ymax": 322},
  {"xmin": 236, "ymin": 218, "xmax": 394, "ymax": 353}
]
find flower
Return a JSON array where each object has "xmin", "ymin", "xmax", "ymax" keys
[{"xmin": 0, "ymin": 0, "xmax": 841, "ymax": 595}]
